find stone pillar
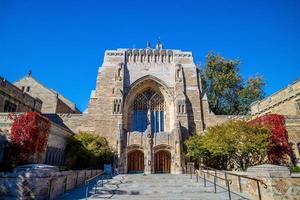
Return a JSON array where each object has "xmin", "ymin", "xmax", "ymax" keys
[
  {"xmin": 247, "ymin": 164, "xmax": 299, "ymax": 200},
  {"xmin": 144, "ymin": 116, "xmax": 153, "ymax": 174},
  {"xmin": 173, "ymin": 120, "xmax": 183, "ymax": 174},
  {"xmin": 117, "ymin": 122, "xmax": 126, "ymax": 174}
]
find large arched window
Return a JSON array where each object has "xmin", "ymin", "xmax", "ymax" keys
[{"xmin": 133, "ymin": 89, "xmax": 165, "ymax": 133}]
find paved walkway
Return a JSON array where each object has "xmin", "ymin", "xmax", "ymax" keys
[{"xmin": 59, "ymin": 174, "xmax": 252, "ymax": 200}]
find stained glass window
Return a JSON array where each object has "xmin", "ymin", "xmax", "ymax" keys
[{"xmin": 133, "ymin": 89, "xmax": 165, "ymax": 133}]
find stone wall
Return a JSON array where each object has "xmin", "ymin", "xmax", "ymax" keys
[
  {"xmin": 0, "ymin": 169, "xmax": 102, "ymax": 200},
  {"xmin": 195, "ymin": 164, "xmax": 300, "ymax": 200},
  {"xmin": 251, "ymin": 78, "xmax": 300, "ymax": 116},
  {"xmin": 0, "ymin": 113, "xmax": 73, "ymax": 165},
  {"xmin": 0, "ymin": 76, "xmax": 42, "ymax": 112},
  {"xmin": 285, "ymin": 115, "xmax": 300, "ymax": 165}
]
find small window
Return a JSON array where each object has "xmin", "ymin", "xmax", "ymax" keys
[
  {"xmin": 177, "ymin": 100, "xmax": 185, "ymax": 114},
  {"xmin": 26, "ymin": 86, "xmax": 30, "ymax": 92},
  {"xmin": 4, "ymin": 100, "xmax": 17, "ymax": 112},
  {"xmin": 113, "ymin": 98, "xmax": 122, "ymax": 114},
  {"xmin": 21, "ymin": 86, "xmax": 25, "ymax": 92}
]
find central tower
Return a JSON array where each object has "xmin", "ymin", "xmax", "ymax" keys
[{"xmin": 85, "ymin": 42, "xmax": 204, "ymax": 174}]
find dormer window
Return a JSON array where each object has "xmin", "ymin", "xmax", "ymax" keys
[{"xmin": 27, "ymin": 86, "xmax": 30, "ymax": 92}]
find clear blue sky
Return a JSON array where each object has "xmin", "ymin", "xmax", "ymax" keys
[{"xmin": 1, "ymin": 0, "xmax": 299, "ymax": 111}]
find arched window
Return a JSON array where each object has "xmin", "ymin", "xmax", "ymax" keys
[{"xmin": 133, "ymin": 89, "xmax": 165, "ymax": 133}]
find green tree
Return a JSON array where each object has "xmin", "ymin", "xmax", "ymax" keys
[
  {"xmin": 201, "ymin": 52, "xmax": 264, "ymax": 115},
  {"xmin": 65, "ymin": 132, "xmax": 114, "ymax": 170},
  {"xmin": 186, "ymin": 120, "xmax": 270, "ymax": 170}
]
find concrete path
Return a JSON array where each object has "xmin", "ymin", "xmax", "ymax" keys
[{"xmin": 59, "ymin": 174, "xmax": 252, "ymax": 200}]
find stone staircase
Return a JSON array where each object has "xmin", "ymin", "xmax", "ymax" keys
[{"xmin": 88, "ymin": 174, "xmax": 251, "ymax": 200}]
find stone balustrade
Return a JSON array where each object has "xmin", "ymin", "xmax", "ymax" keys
[{"xmin": 0, "ymin": 169, "xmax": 102, "ymax": 199}]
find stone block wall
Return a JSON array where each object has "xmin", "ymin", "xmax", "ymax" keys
[
  {"xmin": 0, "ymin": 113, "xmax": 73, "ymax": 165},
  {"xmin": 0, "ymin": 169, "xmax": 102, "ymax": 200},
  {"xmin": 251, "ymin": 78, "xmax": 300, "ymax": 116},
  {"xmin": 0, "ymin": 76, "xmax": 42, "ymax": 112},
  {"xmin": 195, "ymin": 165, "xmax": 300, "ymax": 200}
]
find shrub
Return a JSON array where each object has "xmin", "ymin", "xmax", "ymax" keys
[
  {"xmin": 290, "ymin": 166, "xmax": 300, "ymax": 173},
  {"xmin": 186, "ymin": 120, "xmax": 270, "ymax": 170},
  {"xmin": 251, "ymin": 114, "xmax": 291, "ymax": 164},
  {"xmin": 65, "ymin": 132, "xmax": 114, "ymax": 170},
  {"xmin": 8, "ymin": 112, "xmax": 50, "ymax": 163}
]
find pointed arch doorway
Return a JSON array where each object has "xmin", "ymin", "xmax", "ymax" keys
[
  {"xmin": 154, "ymin": 150, "xmax": 171, "ymax": 173},
  {"xmin": 127, "ymin": 150, "xmax": 144, "ymax": 174}
]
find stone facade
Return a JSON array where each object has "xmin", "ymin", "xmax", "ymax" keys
[
  {"xmin": 0, "ymin": 76, "xmax": 42, "ymax": 113},
  {"xmin": 251, "ymin": 78, "xmax": 300, "ymax": 116},
  {"xmin": 14, "ymin": 75, "xmax": 81, "ymax": 114},
  {"xmin": 58, "ymin": 42, "xmax": 245, "ymax": 174},
  {"xmin": 2, "ymin": 42, "xmax": 299, "ymax": 175},
  {"xmin": 0, "ymin": 113, "xmax": 72, "ymax": 165},
  {"xmin": 251, "ymin": 79, "xmax": 300, "ymax": 166}
]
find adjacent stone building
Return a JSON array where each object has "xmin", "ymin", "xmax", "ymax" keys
[
  {"xmin": 0, "ymin": 77, "xmax": 74, "ymax": 165},
  {"xmin": 251, "ymin": 78, "xmax": 300, "ymax": 165},
  {"xmin": 0, "ymin": 76, "xmax": 42, "ymax": 113},
  {"xmin": 14, "ymin": 74, "xmax": 81, "ymax": 114}
]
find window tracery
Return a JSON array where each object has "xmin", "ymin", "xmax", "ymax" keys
[{"xmin": 133, "ymin": 89, "xmax": 165, "ymax": 133}]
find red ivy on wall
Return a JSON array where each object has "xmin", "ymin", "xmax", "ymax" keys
[
  {"xmin": 8, "ymin": 112, "xmax": 51, "ymax": 162},
  {"xmin": 252, "ymin": 114, "xmax": 291, "ymax": 164}
]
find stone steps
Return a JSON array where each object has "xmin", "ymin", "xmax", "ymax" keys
[{"xmin": 88, "ymin": 174, "xmax": 251, "ymax": 200}]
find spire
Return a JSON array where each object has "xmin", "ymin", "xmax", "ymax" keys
[
  {"xmin": 28, "ymin": 70, "xmax": 32, "ymax": 77},
  {"xmin": 155, "ymin": 37, "xmax": 164, "ymax": 49},
  {"xmin": 146, "ymin": 41, "xmax": 151, "ymax": 48}
]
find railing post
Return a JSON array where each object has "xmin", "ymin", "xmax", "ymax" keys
[
  {"xmin": 64, "ymin": 175, "xmax": 67, "ymax": 193},
  {"xmin": 47, "ymin": 178, "xmax": 53, "ymax": 200},
  {"xmin": 190, "ymin": 166, "xmax": 192, "ymax": 179},
  {"xmin": 204, "ymin": 172, "xmax": 206, "ymax": 187},
  {"xmin": 257, "ymin": 180, "xmax": 262, "ymax": 200},
  {"xmin": 224, "ymin": 172, "xmax": 228, "ymax": 187},
  {"xmin": 238, "ymin": 176, "xmax": 242, "ymax": 193},
  {"xmin": 227, "ymin": 180, "xmax": 231, "ymax": 200},
  {"xmin": 85, "ymin": 181, "xmax": 89, "ymax": 200},
  {"xmin": 75, "ymin": 171, "xmax": 79, "ymax": 186},
  {"xmin": 214, "ymin": 171, "xmax": 217, "ymax": 193},
  {"xmin": 185, "ymin": 165, "xmax": 187, "ymax": 176},
  {"xmin": 196, "ymin": 171, "xmax": 198, "ymax": 183}
]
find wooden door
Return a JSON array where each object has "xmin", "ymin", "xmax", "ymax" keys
[
  {"xmin": 127, "ymin": 150, "xmax": 144, "ymax": 173},
  {"xmin": 154, "ymin": 150, "xmax": 171, "ymax": 173}
]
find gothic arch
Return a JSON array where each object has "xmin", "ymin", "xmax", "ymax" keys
[{"xmin": 123, "ymin": 75, "xmax": 175, "ymax": 132}]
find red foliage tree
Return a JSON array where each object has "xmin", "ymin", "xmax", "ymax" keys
[
  {"xmin": 8, "ymin": 112, "xmax": 51, "ymax": 163},
  {"xmin": 251, "ymin": 114, "xmax": 291, "ymax": 164}
]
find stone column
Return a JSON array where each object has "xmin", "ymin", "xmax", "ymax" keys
[
  {"xmin": 173, "ymin": 120, "xmax": 183, "ymax": 174},
  {"xmin": 247, "ymin": 164, "xmax": 298, "ymax": 200},
  {"xmin": 144, "ymin": 112, "xmax": 153, "ymax": 174},
  {"xmin": 117, "ymin": 122, "xmax": 126, "ymax": 174}
]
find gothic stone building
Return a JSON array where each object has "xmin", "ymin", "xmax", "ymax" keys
[
  {"xmin": 60, "ymin": 43, "xmax": 241, "ymax": 174},
  {"xmin": 2, "ymin": 43, "xmax": 299, "ymax": 173},
  {"xmin": 251, "ymin": 78, "xmax": 300, "ymax": 165},
  {"xmin": 0, "ymin": 76, "xmax": 74, "ymax": 165}
]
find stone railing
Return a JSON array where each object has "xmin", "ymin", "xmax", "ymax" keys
[
  {"xmin": 187, "ymin": 164, "xmax": 300, "ymax": 200},
  {"xmin": 0, "ymin": 169, "xmax": 102, "ymax": 200}
]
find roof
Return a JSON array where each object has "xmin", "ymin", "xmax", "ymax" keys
[
  {"xmin": 251, "ymin": 77, "xmax": 300, "ymax": 106},
  {"xmin": 14, "ymin": 75, "xmax": 81, "ymax": 113}
]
